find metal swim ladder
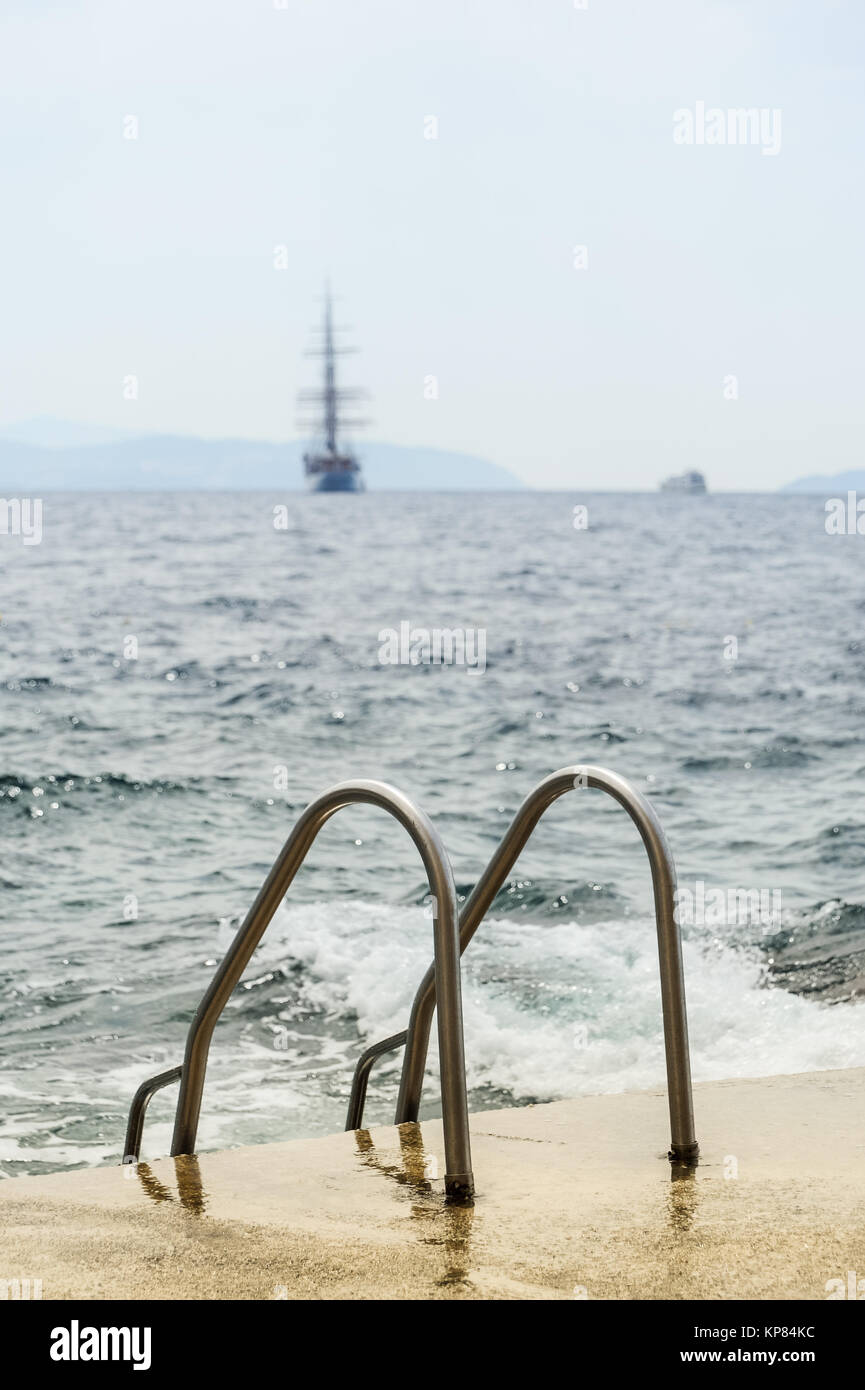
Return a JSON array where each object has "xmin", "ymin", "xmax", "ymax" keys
[
  {"xmin": 125, "ymin": 765, "xmax": 698, "ymax": 1200},
  {"xmin": 346, "ymin": 765, "xmax": 699, "ymax": 1165},
  {"xmin": 124, "ymin": 780, "xmax": 475, "ymax": 1202}
]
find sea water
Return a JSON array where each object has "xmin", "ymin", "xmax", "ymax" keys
[{"xmin": 1, "ymin": 489, "xmax": 864, "ymax": 1173}]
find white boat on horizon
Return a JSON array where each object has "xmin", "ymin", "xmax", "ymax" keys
[{"xmin": 660, "ymin": 470, "xmax": 707, "ymax": 494}]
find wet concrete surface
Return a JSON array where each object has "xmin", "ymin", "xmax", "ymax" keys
[{"xmin": 1, "ymin": 1068, "xmax": 863, "ymax": 1300}]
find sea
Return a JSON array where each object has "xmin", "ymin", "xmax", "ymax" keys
[{"xmin": 2, "ymin": 489, "xmax": 864, "ymax": 1175}]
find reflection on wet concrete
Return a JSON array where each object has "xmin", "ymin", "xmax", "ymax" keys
[
  {"xmin": 354, "ymin": 1124, "xmax": 704, "ymax": 1291},
  {"xmin": 668, "ymin": 1159, "xmax": 699, "ymax": 1235},
  {"xmin": 134, "ymin": 1163, "xmax": 173, "ymax": 1205},
  {"xmin": 430, "ymin": 1204, "xmax": 475, "ymax": 1289},
  {"xmin": 174, "ymin": 1155, "xmax": 207, "ymax": 1213},
  {"xmin": 134, "ymin": 1154, "xmax": 208, "ymax": 1214},
  {"xmin": 353, "ymin": 1122, "xmax": 475, "ymax": 1288},
  {"xmin": 353, "ymin": 1123, "xmax": 433, "ymax": 1194}
]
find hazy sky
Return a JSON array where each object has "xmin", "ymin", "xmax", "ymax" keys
[{"xmin": 1, "ymin": 0, "xmax": 862, "ymax": 488}]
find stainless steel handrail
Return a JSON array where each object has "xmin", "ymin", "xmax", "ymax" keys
[
  {"xmin": 124, "ymin": 779, "xmax": 474, "ymax": 1201},
  {"xmin": 347, "ymin": 765, "xmax": 698, "ymax": 1163},
  {"xmin": 123, "ymin": 1066, "xmax": 182, "ymax": 1165}
]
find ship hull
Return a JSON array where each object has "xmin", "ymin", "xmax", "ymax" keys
[{"xmin": 307, "ymin": 470, "xmax": 364, "ymax": 493}]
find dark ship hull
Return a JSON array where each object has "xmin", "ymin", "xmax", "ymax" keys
[{"xmin": 306, "ymin": 461, "xmax": 364, "ymax": 493}]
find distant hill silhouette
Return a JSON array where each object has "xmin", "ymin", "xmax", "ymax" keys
[
  {"xmin": 781, "ymin": 470, "xmax": 865, "ymax": 494},
  {"xmin": 0, "ymin": 420, "xmax": 523, "ymax": 491}
]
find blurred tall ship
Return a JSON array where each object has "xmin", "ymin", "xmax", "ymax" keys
[{"xmin": 298, "ymin": 287, "xmax": 368, "ymax": 493}]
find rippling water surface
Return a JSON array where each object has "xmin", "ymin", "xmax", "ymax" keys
[{"xmin": 2, "ymin": 490, "xmax": 864, "ymax": 1174}]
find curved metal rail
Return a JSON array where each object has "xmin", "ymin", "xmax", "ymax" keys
[
  {"xmin": 124, "ymin": 780, "xmax": 474, "ymax": 1201},
  {"xmin": 347, "ymin": 765, "xmax": 698, "ymax": 1163},
  {"xmin": 123, "ymin": 1066, "xmax": 182, "ymax": 1166}
]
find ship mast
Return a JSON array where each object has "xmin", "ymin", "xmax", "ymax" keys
[
  {"xmin": 323, "ymin": 288, "xmax": 338, "ymax": 454},
  {"xmin": 297, "ymin": 284, "xmax": 367, "ymax": 456}
]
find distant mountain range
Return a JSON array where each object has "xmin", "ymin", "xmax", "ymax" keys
[
  {"xmin": 0, "ymin": 417, "xmax": 523, "ymax": 491},
  {"xmin": 781, "ymin": 470, "xmax": 865, "ymax": 494}
]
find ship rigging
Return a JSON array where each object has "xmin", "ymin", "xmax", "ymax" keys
[{"xmin": 297, "ymin": 287, "xmax": 368, "ymax": 493}]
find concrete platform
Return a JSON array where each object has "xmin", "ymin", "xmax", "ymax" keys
[{"xmin": 2, "ymin": 1068, "xmax": 864, "ymax": 1300}]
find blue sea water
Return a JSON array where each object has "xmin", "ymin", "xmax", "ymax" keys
[{"xmin": 1, "ymin": 489, "xmax": 864, "ymax": 1175}]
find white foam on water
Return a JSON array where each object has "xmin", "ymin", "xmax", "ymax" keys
[
  {"xmin": 16, "ymin": 899, "xmax": 863, "ymax": 1171},
  {"xmin": 262, "ymin": 899, "xmax": 865, "ymax": 1101}
]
